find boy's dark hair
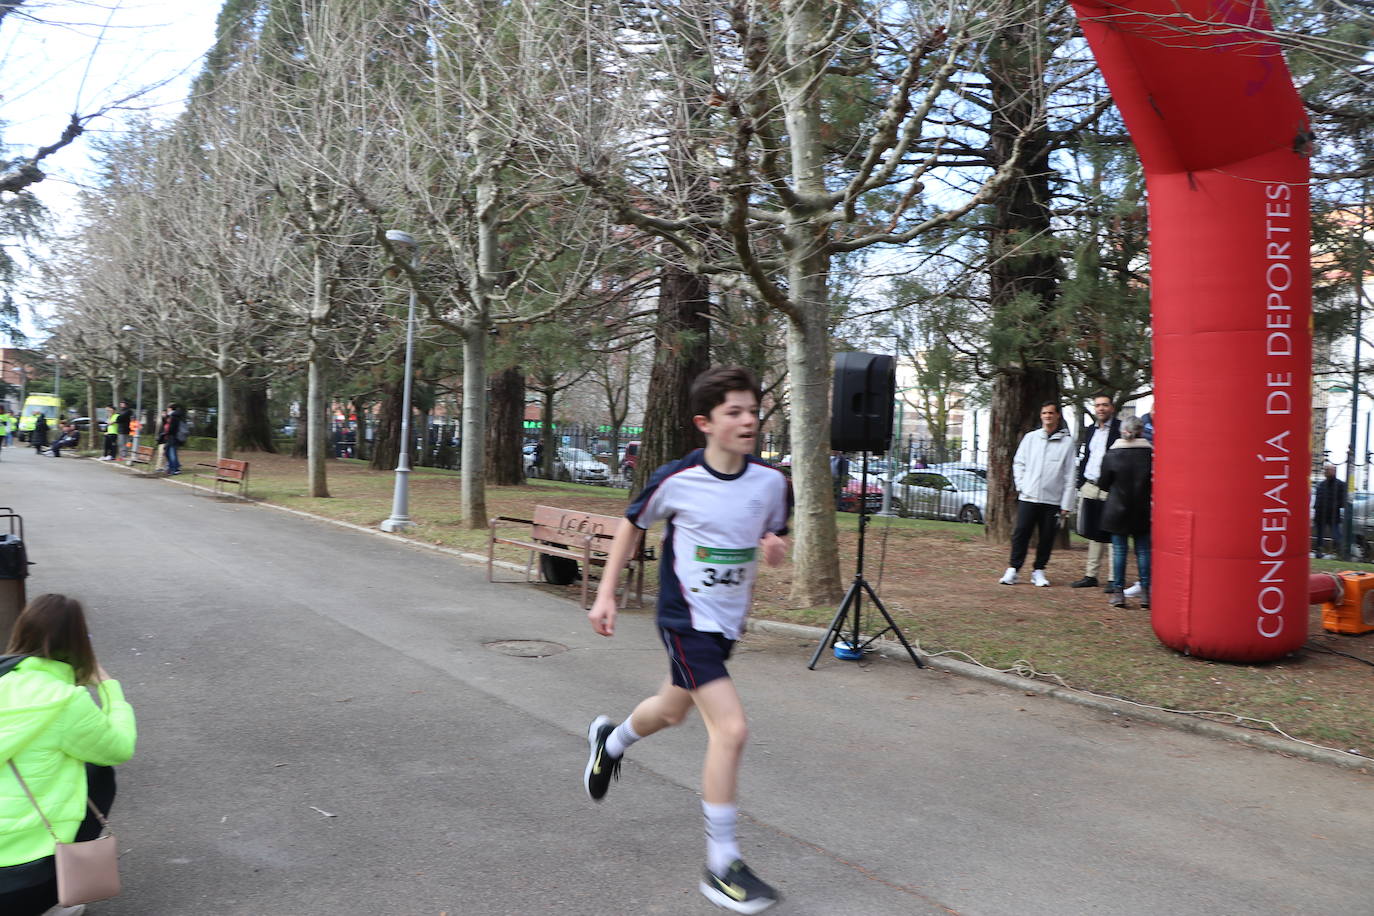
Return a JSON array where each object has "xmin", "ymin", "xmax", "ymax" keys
[
  {"xmin": 690, "ymin": 367, "xmax": 762, "ymax": 419},
  {"xmin": 1040, "ymin": 400, "xmax": 1060, "ymax": 412},
  {"xmin": 9, "ymin": 593, "xmax": 98, "ymax": 685}
]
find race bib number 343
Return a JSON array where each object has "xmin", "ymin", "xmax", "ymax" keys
[{"xmin": 692, "ymin": 546, "xmax": 756, "ymax": 590}]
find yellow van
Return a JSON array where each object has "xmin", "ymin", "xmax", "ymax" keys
[{"xmin": 18, "ymin": 393, "xmax": 61, "ymax": 439}]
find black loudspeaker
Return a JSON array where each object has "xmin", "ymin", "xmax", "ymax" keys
[{"xmin": 831, "ymin": 351, "xmax": 896, "ymax": 452}]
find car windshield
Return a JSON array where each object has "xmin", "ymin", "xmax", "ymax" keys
[{"xmin": 562, "ymin": 448, "xmax": 596, "ymax": 463}]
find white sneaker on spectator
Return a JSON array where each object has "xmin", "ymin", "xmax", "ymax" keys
[
  {"xmin": 1031, "ymin": 569, "xmax": 1050, "ymax": 587},
  {"xmin": 999, "ymin": 567, "xmax": 1019, "ymax": 585},
  {"xmin": 1123, "ymin": 582, "xmax": 1142, "ymax": 598}
]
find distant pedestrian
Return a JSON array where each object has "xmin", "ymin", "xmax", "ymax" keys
[
  {"xmin": 1098, "ymin": 415, "xmax": 1153, "ymax": 609},
  {"xmin": 1000, "ymin": 401, "xmax": 1077, "ymax": 587},
  {"xmin": 29, "ymin": 413, "xmax": 48, "ymax": 453},
  {"xmin": 113, "ymin": 401, "xmax": 133, "ymax": 460},
  {"xmin": 829, "ymin": 451, "xmax": 850, "ymax": 507},
  {"xmin": 1313, "ymin": 463, "xmax": 1346, "ymax": 559},
  {"xmin": 0, "ymin": 408, "xmax": 14, "ymax": 448},
  {"xmin": 100, "ymin": 406, "xmax": 118, "ymax": 460},
  {"xmin": 158, "ymin": 404, "xmax": 188, "ymax": 476}
]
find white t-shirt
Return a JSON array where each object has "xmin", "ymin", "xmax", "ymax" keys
[{"xmin": 628, "ymin": 449, "xmax": 792, "ymax": 639}]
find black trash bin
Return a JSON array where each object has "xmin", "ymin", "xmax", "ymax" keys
[{"xmin": 0, "ymin": 509, "xmax": 28, "ymax": 643}]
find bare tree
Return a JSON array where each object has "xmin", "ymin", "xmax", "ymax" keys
[{"xmin": 533, "ymin": 0, "xmax": 1032, "ymax": 606}]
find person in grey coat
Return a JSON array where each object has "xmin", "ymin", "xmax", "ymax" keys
[{"xmin": 1000, "ymin": 402, "xmax": 1078, "ymax": 587}]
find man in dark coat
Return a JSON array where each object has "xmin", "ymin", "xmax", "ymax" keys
[
  {"xmin": 1071, "ymin": 394, "xmax": 1121, "ymax": 589},
  {"xmin": 1312, "ymin": 463, "xmax": 1347, "ymax": 559}
]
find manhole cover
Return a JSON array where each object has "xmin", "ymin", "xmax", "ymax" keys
[{"xmin": 484, "ymin": 640, "xmax": 569, "ymax": 658}]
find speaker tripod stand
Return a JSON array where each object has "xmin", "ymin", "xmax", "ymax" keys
[{"xmin": 808, "ymin": 450, "xmax": 923, "ymax": 669}]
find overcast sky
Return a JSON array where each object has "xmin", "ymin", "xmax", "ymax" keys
[{"xmin": 2, "ymin": 0, "xmax": 220, "ymax": 208}]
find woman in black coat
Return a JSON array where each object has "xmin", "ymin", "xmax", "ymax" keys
[
  {"xmin": 1097, "ymin": 415, "xmax": 1152, "ymax": 608},
  {"xmin": 29, "ymin": 414, "xmax": 48, "ymax": 452}
]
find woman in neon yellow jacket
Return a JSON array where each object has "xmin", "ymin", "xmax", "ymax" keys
[{"xmin": 0, "ymin": 594, "xmax": 136, "ymax": 915}]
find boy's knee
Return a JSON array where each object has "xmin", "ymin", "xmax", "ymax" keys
[
  {"xmin": 710, "ymin": 715, "xmax": 749, "ymax": 750},
  {"xmin": 659, "ymin": 705, "xmax": 690, "ymax": 728}
]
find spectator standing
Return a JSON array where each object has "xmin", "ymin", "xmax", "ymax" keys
[
  {"xmin": 100, "ymin": 406, "xmax": 119, "ymax": 460},
  {"xmin": 1098, "ymin": 415, "xmax": 1153, "ymax": 608},
  {"xmin": 158, "ymin": 404, "xmax": 188, "ymax": 476},
  {"xmin": 1000, "ymin": 402, "xmax": 1078, "ymax": 587},
  {"xmin": 113, "ymin": 401, "xmax": 133, "ymax": 461},
  {"xmin": 0, "ymin": 407, "xmax": 13, "ymax": 448},
  {"xmin": 29, "ymin": 414, "xmax": 48, "ymax": 454},
  {"xmin": 1312, "ymin": 463, "xmax": 1347, "ymax": 559},
  {"xmin": 1071, "ymin": 394, "xmax": 1121, "ymax": 589}
]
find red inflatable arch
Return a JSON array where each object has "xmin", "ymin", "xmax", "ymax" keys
[{"xmin": 1069, "ymin": 0, "xmax": 1312, "ymax": 662}]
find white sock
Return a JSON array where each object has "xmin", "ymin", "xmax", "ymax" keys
[
  {"xmin": 703, "ymin": 801, "xmax": 741, "ymax": 874},
  {"xmin": 605, "ymin": 719, "xmax": 641, "ymax": 759}
]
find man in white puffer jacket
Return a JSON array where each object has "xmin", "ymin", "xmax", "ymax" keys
[{"xmin": 1000, "ymin": 401, "xmax": 1078, "ymax": 587}]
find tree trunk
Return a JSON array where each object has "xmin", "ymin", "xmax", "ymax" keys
[
  {"xmin": 216, "ymin": 370, "xmax": 232, "ymax": 460},
  {"xmin": 351, "ymin": 396, "xmax": 369, "ymax": 462},
  {"xmin": 371, "ymin": 376, "xmax": 404, "ymax": 470},
  {"xmin": 983, "ymin": 15, "xmax": 1062, "ymax": 544},
  {"xmin": 83, "ymin": 379, "xmax": 95, "ymax": 433},
  {"xmin": 306, "ymin": 354, "xmax": 329, "ymax": 497},
  {"xmin": 783, "ymin": 271, "xmax": 843, "ymax": 608},
  {"xmin": 635, "ymin": 267, "xmax": 710, "ymax": 490},
  {"xmin": 780, "ymin": 0, "xmax": 842, "ymax": 607},
  {"xmin": 231, "ymin": 375, "xmax": 277, "ymax": 452},
  {"xmin": 985, "ymin": 368, "xmax": 1061, "ymax": 541},
  {"xmin": 487, "ymin": 364, "xmax": 525, "ymax": 486},
  {"xmin": 459, "ymin": 329, "xmax": 488, "ymax": 527}
]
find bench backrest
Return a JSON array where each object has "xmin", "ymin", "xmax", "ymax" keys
[
  {"xmin": 216, "ymin": 458, "xmax": 249, "ymax": 480},
  {"xmin": 531, "ymin": 505, "xmax": 621, "ymax": 549}
]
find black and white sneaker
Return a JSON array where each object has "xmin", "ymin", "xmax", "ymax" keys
[
  {"xmin": 700, "ymin": 859, "xmax": 779, "ymax": 914},
  {"xmin": 583, "ymin": 715, "xmax": 620, "ymax": 801}
]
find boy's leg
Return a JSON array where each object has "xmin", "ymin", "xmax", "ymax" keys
[
  {"xmin": 690, "ymin": 676, "xmax": 779, "ymax": 913},
  {"xmin": 585, "ymin": 678, "xmax": 694, "ymax": 802},
  {"xmin": 690, "ymin": 677, "xmax": 747, "ymax": 805}
]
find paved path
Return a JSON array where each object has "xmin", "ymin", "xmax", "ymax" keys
[{"xmin": 3, "ymin": 446, "xmax": 1371, "ymax": 915}]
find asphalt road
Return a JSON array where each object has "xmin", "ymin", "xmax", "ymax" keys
[{"xmin": 2, "ymin": 445, "xmax": 1370, "ymax": 915}]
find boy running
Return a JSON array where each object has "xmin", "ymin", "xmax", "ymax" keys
[{"xmin": 584, "ymin": 366, "xmax": 791, "ymax": 914}]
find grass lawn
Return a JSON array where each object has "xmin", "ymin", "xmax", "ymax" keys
[{"xmin": 159, "ymin": 448, "xmax": 1374, "ymax": 756}]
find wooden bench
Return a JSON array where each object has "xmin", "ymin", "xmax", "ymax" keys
[
  {"xmin": 487, "ymin": 505, "xmax": 654, "ymax": 610},
  {"xmin": 193, "ymin": 458, "xmax": 250, "ymax": 499},
  {"xmin": 128, "ymin": 445, "xmax": 157, "ymax": 467}
]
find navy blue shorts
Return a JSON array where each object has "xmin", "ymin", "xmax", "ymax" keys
[{"xmin": 659, "ymin": 627, "xmax": 735, "ymax": 690}]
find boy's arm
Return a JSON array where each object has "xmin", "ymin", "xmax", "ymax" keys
[{"xmin": 587, "ymin": 518, "xmax": 644, "ymax": 637}]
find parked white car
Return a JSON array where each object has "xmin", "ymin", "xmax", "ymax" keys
[
  {"xmin": 529, "ymin": 446, "xmax": 611, "ymax": 485},
  {"xmin": 887, "ymin": 469, "xmax": 987, "ymax": 523}
]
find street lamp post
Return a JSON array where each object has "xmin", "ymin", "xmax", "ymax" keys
[{"xmin": 381, "ymin": 230, "xmax": 420, "ymax": 533}]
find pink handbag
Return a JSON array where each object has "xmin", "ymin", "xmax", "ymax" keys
[{"xmin": 8, "ymin": 761, "xmax": 121, "ymax": 906}]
